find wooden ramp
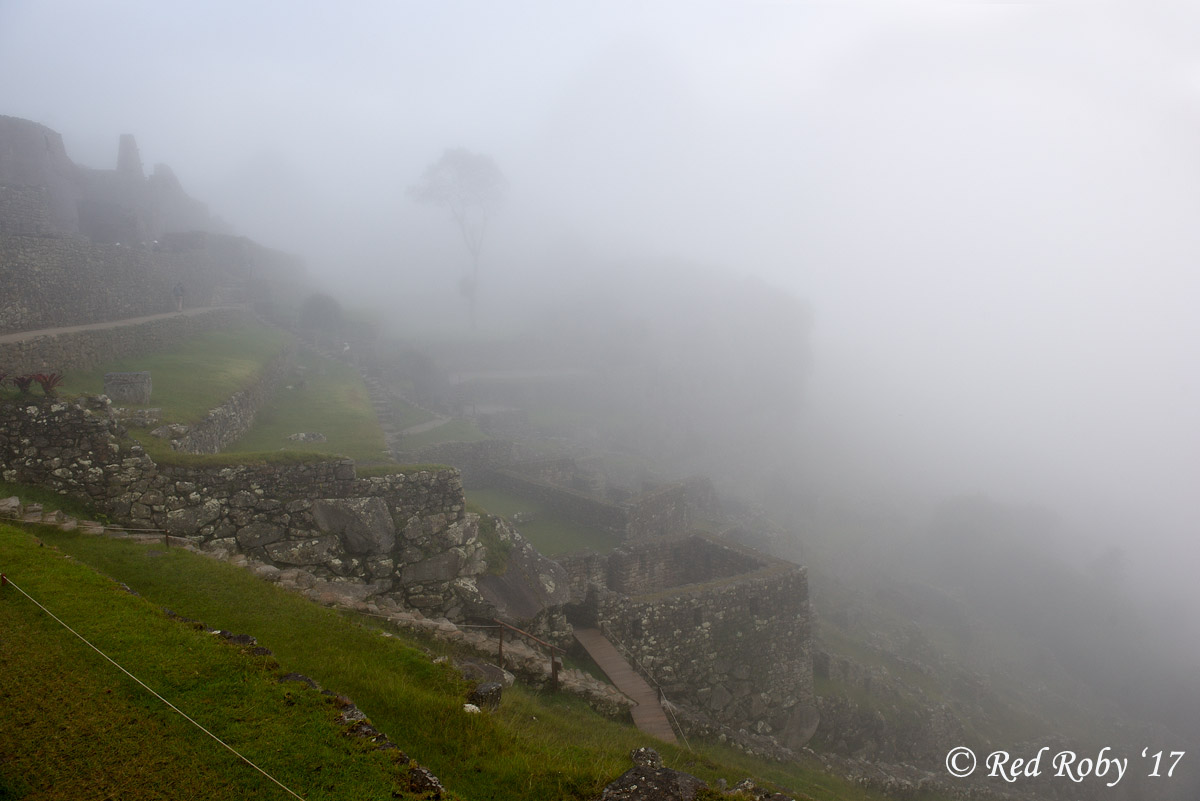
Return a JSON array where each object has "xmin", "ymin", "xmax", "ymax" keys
[{"xmin": 573, "ymin": 627, "xmax": 677, "ymax": 744}]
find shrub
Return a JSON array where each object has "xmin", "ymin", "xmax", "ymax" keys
[{"xmin": 32, "ymin": 373, "xmax": 65, "ymax": 397}]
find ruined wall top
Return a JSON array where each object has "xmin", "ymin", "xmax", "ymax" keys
[
  {"xmin": 116, "ymin": 134, "xmax": 143, "ymax": 179},
  {"xmin": 0, "ymin": 115, "xmax": 228, "ymax": 243}
]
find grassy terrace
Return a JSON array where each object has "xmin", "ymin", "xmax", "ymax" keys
[
  {"xmin": 0, "ymin": 519, "xmax": 917, "ymax": 801},
  {"xmin": 229, "ymin": 349, "xmax": 391, "ymax": 464},
  {"xmin": 59, "ymin": 324, "xmax": 294, "ymax": 424},
  {"xmin": 400, "ymin": 417, "xmax": 489, "ymax": 450},
  {"xmin": 53, "ymin": 324, "xmax": 392, "ymax": 466},
  {"xmin": 466, "ymin": 487, "xmax": 624, "ymax": 556}
]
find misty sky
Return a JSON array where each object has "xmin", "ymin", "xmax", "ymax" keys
[{"xmin": 3, "ymin": 2, "xmax": 1198, "ymax": 610}]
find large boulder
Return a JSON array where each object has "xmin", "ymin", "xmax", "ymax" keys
[
  {"xmin": 401, "ymin": 550, "xmax": 464, "ymax": 583},
  {"xmin": 597, "ymin": 748, "xmax": 706, "ymax": 801},
  {"xmin": 475, "ymin": 517, "xmax": 571, "ymax": 625},
  {"xmin": 311, "ymin": 497, "xmax": 396, "ymax": 555}
]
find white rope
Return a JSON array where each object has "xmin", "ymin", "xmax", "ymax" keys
[{"xmin": 3, "ymin": 576, "xmax": 306, "ymax": 800}]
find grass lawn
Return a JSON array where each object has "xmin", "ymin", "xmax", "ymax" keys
[
  {"xmin": 391, "ymin": 397, "xmax": 437, "ymax": 431},
  {"xmin": 0, "ymin": 525, "xmax": 434, "ymax": 800},
  {"xmin": 229, "ymin": 349, "xmax": 391, "ymax": 465},
  {"xmin": 401, "ymin": 418, "xmax": 488, "ymax": 450},
  {"xmin": 57, "ymin": 324, "xmax": 294, "ymax": 424},
  {"xmin": 467, "ymin": 488, "xmax": 625, "ymax": 556},
  {"xmin": 16, "ymin": 523, "xmax": 903, "ymax": 801}
]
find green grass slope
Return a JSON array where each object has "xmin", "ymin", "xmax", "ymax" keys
[
  {"xmin": 0, "ymin": 525, "xmax": 432, "ymax": 800},
  {"xmin": 50, "ymin": 323, "xmax": 391, "ymax": 466},
  {"xmin": 58, "ymin": 324, "xmax": 293, "ymax": 424},
  {"xmin": 5, "ymin": 517, "xmax": 911, "ymax": 801},
  {"xmin": 230, "ymin": 349, "xmax": 391, "ymax": 464}
]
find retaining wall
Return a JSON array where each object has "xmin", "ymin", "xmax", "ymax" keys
[
  {"xmin": 172, "ymin": 343, "xmax": 295, "ymax": 454},
  {"xmin": 0, "ymin": 396, "xmax": 490, "ymax": 620}
]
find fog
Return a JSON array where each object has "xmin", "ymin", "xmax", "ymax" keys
[{"xmin": 4, "ymin": 0, "xmax": 1199, "ymax": 729}]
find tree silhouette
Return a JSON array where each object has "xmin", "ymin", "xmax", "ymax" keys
[{"xmin": 409, "ymin": 148, "xmax": 506, "ymax": 328}]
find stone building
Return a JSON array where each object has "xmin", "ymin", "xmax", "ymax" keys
[{"xmin": 561, "ymin": 534, "xmax": 818, "ymax": 748}]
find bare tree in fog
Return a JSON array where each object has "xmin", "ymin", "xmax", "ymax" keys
[{"xmin": 409, "ymin": 149, "xmax": 507, "ymax": 329}]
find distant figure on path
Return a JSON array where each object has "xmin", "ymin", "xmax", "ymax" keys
[{"xmin": 173, "ymin": 282, "xmax": 185, "ymax": 312}]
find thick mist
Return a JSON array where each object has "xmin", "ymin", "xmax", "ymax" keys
[{"xmin": 4, "ymin": 0, "xmax": 1199, "ymax": 736}]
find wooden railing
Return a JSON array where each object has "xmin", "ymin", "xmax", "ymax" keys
[{"xmin": 494, "ymin": 618, "xmax": 566, "ymax": 691}]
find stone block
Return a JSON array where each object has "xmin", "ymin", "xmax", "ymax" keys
[
  {"xmin": 164, "ymin": 499, "xmax": 222, "ymax": 534},
  {"xmin": 401, "ymin": 550, "xmax": 464, "ymax": 584},
  {"xmin": 0, "ymin": 496, "xmax": 21, "ymax": 519},
  {"xmin": 467, "ymin": 681, "xmax": 503, "ymax": 711},
  {"xmin": 104, "ymin": 372, "xmax": 152, "ymax": 404},
  {"xmin": 236, "ymin": 522, "xmax": 285, "ymax": 548},
  {"xmin": 311, "ymin": 497, "xmax": 395, "ymax": 555},
  {"xmin": 265, "ymin": 536, "xmax": 340, "ymax": 565}
]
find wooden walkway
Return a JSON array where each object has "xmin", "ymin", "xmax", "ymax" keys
[{"xmin": 573, "ymin": 627, "xmax": 677, "ymax": 744}]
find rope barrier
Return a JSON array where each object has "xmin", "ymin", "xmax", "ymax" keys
[{"xmin": 1, "ymin": 575, "xmax": 306, "ymax": 800}]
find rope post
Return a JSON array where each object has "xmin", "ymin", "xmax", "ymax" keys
[
  {"xmin": 551, "ymin": 654, "xmax": 559, "ymax": 692},
  {"xmin": 497, "ymin": 625, "xmax": 504, "ymax": 665},
  {"xmin": 163, "ymin": 534, "xmax": 170, "ymax": 548}
]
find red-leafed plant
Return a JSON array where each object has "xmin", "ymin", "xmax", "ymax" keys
[
  {"xmin": 33, "ymin": 373, "xmax": 65, "ymax": 397},
  {"xmin": 12, "ymin": 375, "xmax": 34, "ymax": 394}
]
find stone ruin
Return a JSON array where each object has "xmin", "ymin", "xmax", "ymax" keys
[
  {"xmin": 561, "ymin": 534, "xmax": 817, "ymax": 750},
  {"xmin": 103, "ymin": 371, "xmax": 152, "ymax": 404}
]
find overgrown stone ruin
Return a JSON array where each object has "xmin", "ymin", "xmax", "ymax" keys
[{"xmin": 562, "ymin": 535, "xmax": 817, "ymax": 749}]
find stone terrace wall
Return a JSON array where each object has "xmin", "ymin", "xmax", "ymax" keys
[
  {"xmin": 0, "ymin": 184, "xmax": 57, "ymax": 235},
  {"xmin": 0, "ymin": 231, "xmax": 308, "ymax": 337},
  {"xmin": 398, "ymin": 439, "xmax": 516, "ymax": 488},
  {"xmin": 604, "ymin": 535, "xmax": 764, "ymax": 597},
  {"xmin": 626, "ymin": 483, "xmax": 688, "ymax": 542},
  {"xmin": 0, "ymin": 396, "xmax": 490, "ymax": 620},
  {"xmin": 0, "ymin": 235, "xmax": 171, "ymax": 334},
  {"xmin": 172, "ymin": 343, "xmax": 294, "ymax": 454},
  {"xmin": 0, "ymin": 307, "xmax": 250, "ymax": 374},
  {"xmin": 562, "ymin": 535, "xmax": 816, "ymax": 749}
]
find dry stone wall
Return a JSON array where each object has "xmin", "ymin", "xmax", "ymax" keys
[
  {"xmin": 0, "ymin": 235, "xmax": 170, "ymax": 333},
  {"xmin": 0, "ymin": 395, "xmax": 491, "ymax": 620},
  {"xmin": 168, "ymin": 343, "xmax": 294, "ymax": 454},
  {"xmin": 0, "ymin": 231, "xmax": 306, "ymax": 337},
  {"xmin": 625, "ymin": 483, "xmax": 689, "ymax": 542}
]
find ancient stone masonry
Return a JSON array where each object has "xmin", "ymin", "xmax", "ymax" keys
[
  {"xmin": 0, "ymin": 396, "xmax": 492, "ymax": 621},
  {"xmin": 0, "ymin": 116, "xmax": 307, "ymax": 334},
  {"xmin": 165, "ymin": 342, "xmax": 295, "ymax": 454},
  {"xmin": 561, "ymin": 535, "xmax": 817, "ymax": 750}
]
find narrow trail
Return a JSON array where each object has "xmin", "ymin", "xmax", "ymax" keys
[
  {"xmin": 573, "ymin": 627, "xmax": 677, "ymax": 744},
  {"xmin": 0, "ymin": 306, "xmax": 233, "ymax": 345}
]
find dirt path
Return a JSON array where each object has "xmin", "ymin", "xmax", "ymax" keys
[{"xmin": 0, "ymin": 306, "xmax": 234, "ymax": 345}]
